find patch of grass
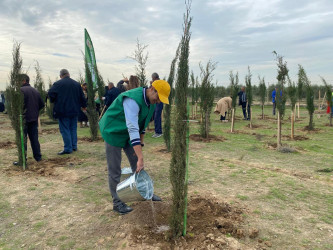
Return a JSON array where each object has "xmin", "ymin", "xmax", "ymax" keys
[
  {"xmin": 236, "ymin": 194, "xmax": 249, "ymax": 200},
  {"xmin": 33, "ymin": 221, "xmax": 46, "ymax": 230},
  {"xmin": 265, "ymin": 188, "xmax": 288, "ymax": 201},
  {"xmin": 60, "ymin": 240, "xmax": 76, "ymax": 250}
]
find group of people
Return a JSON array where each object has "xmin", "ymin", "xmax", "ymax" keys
[
  {"xmin": 214, "ymin": 86, "xmax": 251, "ymax": 121},
  {"xmin": 12, "ymin": 69, "xmax": 170, "ymax": 215}
]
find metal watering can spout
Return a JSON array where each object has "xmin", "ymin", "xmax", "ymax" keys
[{"xmin": 116, "ymin": 169, "xmax": 154, "ymax": 203}]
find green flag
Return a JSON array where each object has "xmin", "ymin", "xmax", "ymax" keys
[{"xmin": 84, "ymin": 28, "xmax": 97, "ymax": 87}]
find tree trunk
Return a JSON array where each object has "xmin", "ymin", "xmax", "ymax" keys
[
  {"xmin": 330, "ymin": 113, "xmax": 332, "ymax": 127},
  {"xmin": 318, "ymin": 90, "xmax": 321, "ymax": 111},
  {"xmin": 309, "ymin": 113, "xmax": 313, "ymax": 130},
  {"xmin": 249, "ymin": 106, "xmax": 252, "ymax": 129},
  {"xmin": 231, "ymin": 108, "xmax": 235, "ymax": 133},
  {"xmin": 297, "ymin": 102, "xmax": 300, "ymax": 118},
  {"xmin": 192, "ymin": 104, "xmax": 194, "ymax": 119},
  {"xmin": 277, "ymin": 111, "xmax": 281, "ymax": 149},
  {"xmin": 291, "ymin": 110, "xmax": 294, "ymax": 139},
  {"xmin": 205, "ymin": 111, "xmax": 209, "ymax": 138},
  {"xmin": 262, "ymin": 104, "xmax": 264, "ymax": 119}
]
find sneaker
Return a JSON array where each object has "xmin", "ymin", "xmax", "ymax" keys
[
  {"xmin": 152, "ymin": 133, "xmax": 162, "ymax": 138},
  {"xmin": 113, "ymin": 202, "xmax": 133, "ymax": 215}
]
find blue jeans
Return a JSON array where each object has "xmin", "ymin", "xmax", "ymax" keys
[
  {"xmin": 58, "ymin": 116, "xmax": 78, "ymax": 153},
  {"xmin": 154, "ymin": 103, "xmax": 163, "ymax": 134}
]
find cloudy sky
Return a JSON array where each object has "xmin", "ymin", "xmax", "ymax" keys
[{"xmin": 0, "ymin": 0, "xmax": 332, "ymax": 91}]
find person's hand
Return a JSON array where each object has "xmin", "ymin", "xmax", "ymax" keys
[
  {"xmin": 136, "ymin": 157, "xmax": 144, "ymax": 173},
  {"xmin": 123, "ymin": 77, "xmax": 129, "ymax": 83}
]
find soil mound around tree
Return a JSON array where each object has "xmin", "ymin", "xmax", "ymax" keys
[
  {"xmin": 301, "ymin": 126, "xmax": 321, "ymax": 132},
  {"xmin": 41, "ymin": 128, "xmax": 59, "ymax": 135},
  {"xmin": 272, "ymin": 134, "xmax": 309, "ymax": 141},
  {"xmin": 4, "ymin": 157, "xmax": 82, "ymax": 182},
  {"xmin": 120, "ymin": 196, "xmax": 260, "ymax": 249},
  {"xmin": 0, "ymin": 140, "xmax": 16, "ymax": 149},
  {"xmin": 265, "ymin": 142, "xmax": 298, "ymax": 153},
  {"xmin": 245, "ymin": 124, "xmax": 269, "ymax": 129},
  {"xmin": 190, "ymin": 134, "xmax": 226, "ymax": 142}
]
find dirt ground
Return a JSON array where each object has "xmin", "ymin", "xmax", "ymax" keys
[{"xmin": 0, "ymin": 107, "xmax": 332, "ymax": 249}]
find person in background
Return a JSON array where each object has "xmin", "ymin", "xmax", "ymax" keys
[
  {"xmin": 104, "ymin": 82, "xmax": 121, "ymax": 109},
  {"xmin": 48, "ymin": 69, "xmax": 87, "ymax": 155},
  {"xmin": 13, "ymin": 74, "xmax": 44, "ymax": 165},
  {"xmin": 151, "ymin": 73, "xmax": 163, "ymax": 138},
  {"xmin": 127, "ymin": 75, "xmax": 140, "ymax": 90},
  {"xmin": 214, "ymin": 96, "xmax": 232, "ymax": 122},
  {"xmin": 272, "ymin": 87, "xmax": 277, "ymax": 115},
  {"xmin": 78, "ymin": 83, "xmax": 88, "ymax": 127},
  {"xmin": 99, "ymin": 80, "xmax": 170, "ymax": 214},
  {"xmin": 0, "ymin": 91, "xmax": 5, "ymax": 113},
  {"xmin": 238, "ymin": 86, "xmax": 249, "ymax": 120},
  {"xmin": 117, "ymin": 78, "xmax": 128, "ymax": 93}
]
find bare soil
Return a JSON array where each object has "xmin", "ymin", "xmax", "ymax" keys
[
  {"xmin": 0, "ymin": 140, "xmax": 16, "ymax": 149},
  {"xmin": 3, "ymin": 157, "xmax": 83, "ymax": 182},
  {"xmin": 121, "ymin": 196, "xmax": 263, "ymax": 249},
  {"xmin": 41, "ymin": 128, "xmax": 59, "ymax": 135},
  {"xmin": 190, "ymin": 134, "xmax": 226, "ymax": 142},
  {"xmin": 78, "ymin": 136, "xmax": 103, "ymax": 142}
]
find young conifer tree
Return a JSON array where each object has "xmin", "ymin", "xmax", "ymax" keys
[
  {"xmin": 169, "ymin": 1, "xmax": 192, "ymax": 238},
  {"xmin": 34, "ymin": 62, "xmax": 46, "ymax": 114},
  {"xmin": 321, "ymin": 77, "xmax": 332, "ymax": 126},
  {"xmin": 163, "ymin": 44, "xmax": 180, "ymax": 152},
  {"xmin": 194, "ymin": 75, "xmax": 200, "ymax": 117},
  {"xmin": 297, "ymin": 71, "xmax": 304, "ymax": 119},
  {"xmin": 258, "ymin": 76, "xmax": 266, "ymax": 119},
  {"xmin": 275, "ymin": 53, "xmax": 288, "ymax": 148},
  {"xmin": 6, "ymin": 42, "xmax": 25, "ymax": 167},
  {"xmin": 298, "ymin": 65, "xmax": 315, "ymax": 130},
  {"xmin": 190, "ymin": 71, "xmax": 195, "ymax": 118},
  {"xmin": 287, "ymin": 76, "xmax": 297, "ymax": 139},
  {"xmin": 245, "ymin": 66, "xmax": 253, "ymax": 128},
  {"xmin": 95, "ymin": 67, "xmax": 106, "ymax": 107},
  {"xmin": 84, "ymin": 58, "xmax": 99, "ymax": 140},
  {"xmin": 130, "ymin": 39, "xmax": 148, "ymax": 87},
  {"xmin": 229, "ymin": 71, "xmax": 239, "ymax": 132},
  {"xmin": 199, "ymin": 60, "xmax": 217, "ymax": 138}
]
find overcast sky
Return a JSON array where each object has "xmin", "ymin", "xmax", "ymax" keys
[{"xmin": 0, "ymin": 0, "xmax": 332, "ymax": 91}]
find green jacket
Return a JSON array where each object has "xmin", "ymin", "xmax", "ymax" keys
[{"xmin": 99, "ymin": 87, "xmax": 155, "ymax": 147}]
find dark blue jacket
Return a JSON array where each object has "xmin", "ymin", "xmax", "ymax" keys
[
  {"xmin": 21, "ymin": 83, "xmax": 45, "ymax": 122},
  {"xmin": 105, "ymin": 87, "xmax": 121, "ymax": 107},
  {"xmin": 48, "ymin": 76, "xmax": 87, "ymax": 118}
]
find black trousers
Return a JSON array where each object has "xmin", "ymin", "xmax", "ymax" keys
[
  {"xmin": 241, "ymin": 103, "xmax": 250, "ymax": 119},
  {"xmin": 24, "ymin": 121, "xmax": 42, "ymax": 161}
]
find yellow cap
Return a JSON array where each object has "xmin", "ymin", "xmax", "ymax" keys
[{"xmin": 152, "ymin": 80, "xmax": 171, "ymax": 104}]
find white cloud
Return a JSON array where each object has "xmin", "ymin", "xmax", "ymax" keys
[{"xmin": 0, "ymin": 0, "xmax": 333, "ymax": 90}]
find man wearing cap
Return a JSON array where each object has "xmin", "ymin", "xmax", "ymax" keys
[{"xmin": 99, "ymin": 80, "xmax": 170, "ymax": 215}]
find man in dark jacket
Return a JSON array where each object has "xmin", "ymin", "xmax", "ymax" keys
[
  {"xmin": 15, "ymin": 74, "xmax": 44, "ymax": 164},
  {"xmin": 104, "ymin": 82, "xmax": 121, "ymax": 108},
  {"xmin": 238, "ymin": 86, "xmax": 250, "ymax": 120},
  {"xmin": 48, "ymin": 69, "xmax": 87, "ymax": 155}
]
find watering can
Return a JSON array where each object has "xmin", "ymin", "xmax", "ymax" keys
[{"xmin": 116, "ymin": 169, "xmax": 154, "ymax": 203}]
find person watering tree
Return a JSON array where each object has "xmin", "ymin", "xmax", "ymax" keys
[{"xmin": 99, "ymin": 80, "xmax": 170, "ymax": 215}]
